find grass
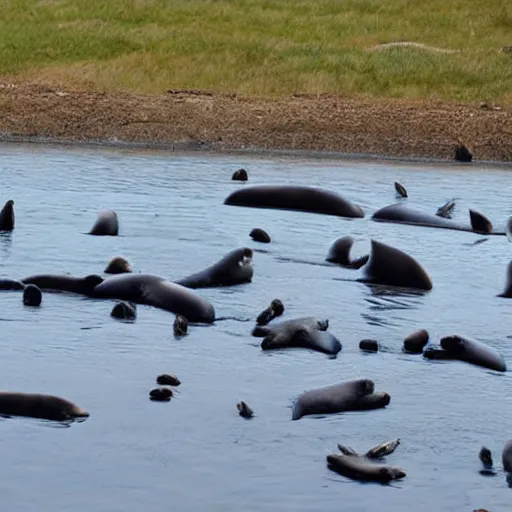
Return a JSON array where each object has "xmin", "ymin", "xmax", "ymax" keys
[{"xmin": 0, "ymin": 0, "xmax": 511, "ymax": 103}]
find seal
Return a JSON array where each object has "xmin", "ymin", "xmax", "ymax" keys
[
  {"xmin": 237, "ymin": 401, "xmax": 254, "ymax": 418},
  {"xmin": 394, "ymin": 182, "xmax": 408, "ymax": 198},
  {"xmin": 21, "ymin": 274, "xmax": 104, "ymax": 297},
  {"xmin": 439, "ymin": 335, "xmax": 507, "ymax": 372},
  {"xmin": 104, "ymin": 256, "xmax": 132, "ymax": 274},
  {"xmin": 498, "ymin": 261, "xmax": 512, "ymax": 298},
  {"xmin": 436, "ymin": 199, "xmax": 456, "ymax": 219},
  {"xmin": 359, "ymin": 339, "xmax": 379, "ymax": 352},
  {"xmin": 372, "ymin": 203, "xmax": 501, "ymax": 235},
  {"xmin": 325, "ymin": 236, "xmax": 369, "ymax": 269},
  {"xmin": 422, "ymin": 346, "xmax": 456, "ymax": 360},
  {"xmin": 175, "ymin": 248, "xmax": 253, "ymax": 289},
  {"xmin": 88, "ymin": 209, "xmax": 119, "ymax": 236},
  {"xmin": 503, "ymin": 440, "xmax": 512, "ymax": 473},
  {"xmin": 337, "ymin": 438, "xmax": 401, "ymax": 460},
  {"xmin": 224, "ymin": 185, "xmax": 365, "ymax": 218},
  {"xmin": 403, "ymin": 329, "xmax": 429, "ymax": 354},
  {"xmin": 256, "ymin": 299, "xmax": 284, "ymax": 326},
  {"xmin": 23, "ymin": 284, "xmax": 42, "ymax": 307},
  {"xmin": 327, "ymin": 453, "xmax": 406, "ymax": 483},
  {"xmin": 232, "ymin": 168, "xmax": 248, "ymax": 181},
  {"xmin": 174, "ymin": 315, "xmax": 188, "ymax": 336},
  {"xmin": 252, "ymin": 316, "xmax": 328, "ymax": 338},
  {"xmin": 149, "ymin": 388, "xmax": 172, "ymax": 402},
  {"xmin": 0, "ymin": 279, "xmax": 25, "ymax": 290},
  {"xmin": 250, "ymin": 228, "xmax": 271, "ymax": 243},
  {"xmin": 110, "ymin": 301, "xmax": 137, "ymax": 320},
  {"xmin": 92, "ymin": 273, "xmax": 216, "ymax": 323},
  {"xmin": 455, "ymin": 143, "xmax": 472, "ymax": 162},
  {"xmin": 261, "ymin": 325, "xmax": 342, "ymax": 356},
  {"xmin": 359, "ymin": 240, "xmax": 433, "ymax": 291},
  {"xmin": 156, "ymin": 374, "xmax": 181, "ymax": 386},
  {"xmin": 0, "ymin": 199, "xmax": 15, "ymax": 231},
  {"xmin": 0, "ymin": 392, "xmax": 89, "ymax": 422},
  {"xmin": 291, "ymin": 378, "xmax": 389, "ymax": 420},
  {"xmin": 479, "ymin": 446, "xmax": 496, "ymax": 476}
]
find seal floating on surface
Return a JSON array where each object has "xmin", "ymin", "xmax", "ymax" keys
[
  {"xmin": 23, "ymin": 284, "xmax": 42, "ymax": 307},
  {"xmin": 237, "ymin": 401, "xmax": 254, "ymax": 418},
  {"xmin": 21, "ymin": 274, "xmax": 104, "ymax": 297},
  {"xmin": 0, "ymin": 199, "xmax": 15, "ymax": 231},
  {"xmin": 394, "ymin": 182, "xmax": 408, "ymax": 198},
  {"xmin": 326, "ymin": 236, "xmax": 369, "ymax": 269},
  {"xmin": 88, "ymin": 209, "xmax": 119, "ymax": 236},
  {"xmin": 104, "ymin": 256, "xmax": 132, "ymax": 274},
  {"xmin": 256, "ymin": 299, "xmax": 284, "ymax": 326},
  {"xmin": 250, "ymin": 228, "xmax": 271, "ymax": 243},
  {"xmin": 326, "ymin": 453, "xmax": 406, "ymax": 483},
  {"xmin": 232, "ymin": 168, "xmax": 248, "ymax": 181},
  {"xmin": 403, "ymin": 329, "xmax": 429, "ymax": 354},
  {"xmin": 110, "ymin": 301, "xmax": 137, "ymax": 320}
]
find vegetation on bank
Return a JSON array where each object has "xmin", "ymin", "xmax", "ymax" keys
[{"xmin": 0, "ymin": 0, "xmax": 511, "ymax": 103}]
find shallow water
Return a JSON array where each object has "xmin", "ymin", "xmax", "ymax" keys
[{"xmin": 0, "ymin": 143, "xmax": 511, "ymax": 511}]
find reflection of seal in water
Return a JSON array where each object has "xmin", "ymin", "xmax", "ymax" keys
[
  {"xmin": 92, "ymin": 274, "xmax": 215, "ymax": 323},
  {"xmin": 250, "ymin": 228, "xmax": 271, "ymax": 243},
  {"xmin": 149, "ymin": 388, "xmax": 172, "ymax": 402},
  {"xmin": 360, "ymin": 240, "xmax": 433, "ymax": 291},
  {"xmin": 439, "ymin": 335, "xmax": 507, "ymax": 372},
  {"xmin": 327, "ymin": 453, "xmax": 406, "ymax": 483},
  {"xmin": 326, "ymin": 236, "xmax": 369, "ymax": 269},
  {"xmin": 110, "ymin": 301, "xmax": 136, "ymax": 320},
  {"xmin": 21, "ymin": 274, "xmax": 104, "ymax": 297},
  {"xmin": 23, "ymin": 284, "xmax": 42, "ymax": 307},
  {"xmin": 252, "ymin": 316, "xmax": 328, "ymax": 337},
  {"xmin": 256, "ymin": 299, "xmax": 284, "ymax": 326},
  {"xmin": 0, "ymin": 199, "xmax": 15, "ymax": 231},
  {"xmin": 261, "ymin": 325, "xmax": 342, "ymax": 356},
  {"xmin": 359, "ymin": 339, "xmax": 379, "ymax": 352},
  {"xmin": 232, "ymin": 168, "xmax": 248, "ymax": 181},
  {"xmin": 0, "ymin": 392, "xmax": 89, "ymax": 422},
  {"xmin": 394, "ymin": 182, "xmax": 408, "ymax": 198},
  {"xmin": 157, "ymin": 374, "xmax": 181, "ymax": 386},
  {"xmin": 0, "ymin": 279, "xmax": 25, "ymax": 290},
  {"xmin": 237, "ymin": 401, "xmax": 254, "ymax": 418},
  {"xmin": 88, "ymin": 209, "xmax": 119, "ymax": 236},
  {"xmin": 224, "ymin": 185, "xmax": 365, "ymax": 218},
  {"xmin": 176, "ymin": 248, "xmax": 253, "ymax": 289},
  {"xmin": 105, "ymin": 256, "xmax": 132, "ymax": 274},
  {"xmin": 292, "ymin": 378, "xmax": 389, "ymax": 420},
  {"xmin": 403, "ymin": 329, "xmax": 429, "ymax": 354},
  {"xmin": 174, "ymin": 315, "xmax": 188, "ymax": 336}
]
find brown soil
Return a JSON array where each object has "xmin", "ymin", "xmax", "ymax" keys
[{"xmin": 0, "ymin": 81, "xmax": 511, "ymax": 162}]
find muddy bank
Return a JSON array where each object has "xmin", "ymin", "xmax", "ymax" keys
[{"xmin": 0, "ymin": 82, "xmax": 510, "ymax": 162}]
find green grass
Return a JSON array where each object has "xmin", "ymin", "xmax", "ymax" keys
[{"xmin": 0, "ymin": 0, "xmax": 511, "ymax": 103}]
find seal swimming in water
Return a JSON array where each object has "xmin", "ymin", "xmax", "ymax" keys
[
  {"xmin": 256, "ymin": 299, "xmax": 284, "ymax": 326},
  {"xmin": 439, "ymin": 335, "xmax": 507, "ymax": 372},
  {"xmin": 0, "ymin": 279, "xmax": 25, "ymax": 290},
  {"xmin": 104, "ymin": 256, "xmax": 132, "ymax": 274},
  {"xmin": 224, "ymin": 185, "xmax": 365, "ymax": 218},
  {"xmin": 237, "ymin": 401, "xmax": 254, "ymax": 419},
  {"xmin": 325, "ymin": 236, "xmax": 369, "ymax": 269},
  {"xmin": 497, "ymin": 261, "xmax": 512, "ymax": 298},
  {"xmin": 291, "ymin": 378, "xmax": 389, "ymax": 420},
  {"xmin": 0, "ymin": 199, "xmax": 15, "ymax": 231},
  {"xmin": 92, "ymin": 274, "xmax": 215, "ymax": 323},
  {"xmin": 394, "ymin": 182, "xmax": 408, "ymax": 198},
  {"xmin": 252, "ymin": 316, "xmax": 328, "ymax": 338},
  {"xmin": 261, "ymin": 324, "xmax": 342, "ymax": 356},
  {"xmin": 403, "ymin": 329, "xmax": 429, "ymax": 354},
  {"xmin": 149, "ymin": 388, "xmax": 172, "ymax": 402},
  {"xmin": 21, "ymin": 274, "xmax": 104, "ymax": 297},
  {"xmin": 175, "ymin": 248, "xmax": 253, "ymax": 289},
  {"xmin": 479, "ymin": 446, "xmax": 496, "ymax": 476},
  {"xmin": 327, "ymin": 453, "xmax": 406, "ymax": 483},
  {"xmin": 88, "ymin": 209, "xmax": 119, "ymax": 236},
  {"xmin": 232, "ymin": 168, "xmax": 248, "ymax": 181},
  {"xmin": 250, "ymin": 228, "xmax": 271, "ymax": 243},
  {"xmin": 0, "ymin": 392, "xmax": 89, "ymax": 422},
  {"xmin": 173, "ymin": 315, "xmax": 188, "ymax": 336},
  {"xmin": 23, "ymin": 284, "xmax": 42, "ymax": 306},
  {"xmin": 156, "ymin": 374, "xmax": 181, "ymax": 386},
  {"xmin": 359, "ymin": 339, "xmax": 379, "ymax": 352},
  {"xmin": 110, "ymin": 301, "xmax": 136, "ymax": 320}
]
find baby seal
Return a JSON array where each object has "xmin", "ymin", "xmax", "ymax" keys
[
  {"xmin": 149, "ymin": 388, "xmax": 173, "ymax": 402},
  {"xmin": 156, "ymin": 374, "xmax": 181, "ymax": 386},
  {"xmin": 104, "ymin": 256, "xmax": 132, "ymax": 274},
  {"xmin": 237, "ymin": 401, "xmax": 254, "ymax": 419},
  {"xmin": 23, "ymin": 284, "xmax": 42, "ymax": 307}
]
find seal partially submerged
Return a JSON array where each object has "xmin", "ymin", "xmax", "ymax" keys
[
  {"xmin": 0, "ymin": 199, "xmax": 15, "ymax": 231},
  {"xmin": 88, "ymin": 209, "xmax": 119, "ymax": 236}
]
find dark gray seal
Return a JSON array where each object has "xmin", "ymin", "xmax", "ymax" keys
[
  {"xmin": 261, "ymin": 325, "xmax": 342, "ymax": 356},
  {"xmin": 498, "ymin": 261, "xmax": 512, "ymax": 298},
  {"xmin": 88, "ymin": 209, "xmax": 119, "ymax": 236},
  {"xmin": 250, "ymin": 228, "xmax": 271, "ymax": 243},
  {"xmin": 237, "ymin": 401, "xmax": 254, "ymax": 419},
  {"xmin": 0, "ymin": 199, "xmax": 15, "ymax": 231},
  {"xmin": 479, "ymin": 446, "xmax": 496, "ymax": 476},
  {"xmin": 232, "ymin": 168, "xmax": 248, "ymax": 181},
  {"xmin": 256, "ymin": 299, "xmax": 284, "ymax": 326},
  {"xmin": 455, "ymin": 143, "xmax": 472, "ymax": 162},
  {"xmin": 0, "ymin": 279, "xmax": 25, "ymax": 290},
  {"xmin": 156, "ymin": 374, "xmax": 181, "ymax": 386},
  {"xmin": 403, "ymin": 329, "xmax": 429, "ymax": 354},
  {"xmin": 149, "ymin": 388, "xmax": 172, "ymax": 402},
  {"xmin": 422, "ymin": 346, "xmax": 456, "ymax": 360},
  {"xmin": 92, "ymin": 273, "xmax": 215, "ymax": 323},
  {"xmin": 23, "ymin": 284, "xmax": 42, "ymax": 307},
  {"xmin": 252, "ymin": 316, "xmax": 328, "ymax": 338},
  {"xmin": 0, "ymin": 392, "xmax": 89, "ymax": 422},
  {"xmin": 359, "ymin": 339, "xmax": 379, "ymax": 352},
  {"xmin": 292, "ymin": 378, "xmax": 389, "ymax": 420},
  {"xmin": 104, "ymin": 256, "xmax": 132, "ymax": 274},
  {"xmin": 326, "ymin": 236, "xmax": 369, "ymax": 269},
  {"xmin": 21, "ymin": 274, "xmax": 104, "ymax": 297},
  {"xmin": 440, "ymin": 335, "xmax": 507, "ymax": 372},
  {"xmin": 327, "ymin": 453, "xmax": 406, "ymax": 483},
  {"xmin": 110, "ymin": 301, "xmax": 136, "ymax": 320},
  {"xmin": 359, "ymin": 240, "xmax": 433, "ymax": 291},
  {"xmin": 503, "ymin": 440, "xmax": 512, "ymax": 473},
  {"xmin": 224, "ymin": 185, "xmax": 365, "ymax": 218},
  {"xmin": 337, "ymin": 438, "xmax": 401, "ymax": 460},
  {"xmin": 175, "ymin": 248, "xmax": 253, "ymax": 289}
]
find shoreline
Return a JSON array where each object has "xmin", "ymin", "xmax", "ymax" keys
[{"xmin": 0, "ymin": 82, "xmax": 511, "ymax": 164}]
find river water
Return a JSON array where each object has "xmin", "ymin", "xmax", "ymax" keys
[{"xmin": 0, "ymin": 143, "xmax": 511, "ymax": 511}]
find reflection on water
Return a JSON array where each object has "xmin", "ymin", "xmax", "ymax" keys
[{"xmin": 0, "ymin": 143, "xmax": 511, "ymax": 511}]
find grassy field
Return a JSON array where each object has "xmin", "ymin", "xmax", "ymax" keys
[{"xmin": 0, "ymin": 0, "xmax": 511, "ymax": 103}]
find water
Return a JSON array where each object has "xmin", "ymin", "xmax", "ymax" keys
[{"xmin": 0, "ymin": 143, "xmax": 511, "ymax": 512}]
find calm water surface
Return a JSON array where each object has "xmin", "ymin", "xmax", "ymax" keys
[{"xmin": 0, "ymin": 143, "xmax": 511, "ymax": 511}]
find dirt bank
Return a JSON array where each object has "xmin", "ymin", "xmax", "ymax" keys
[{"xmin": 0, "ymin": 82, "xmax": 510, "ymax": 162}]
